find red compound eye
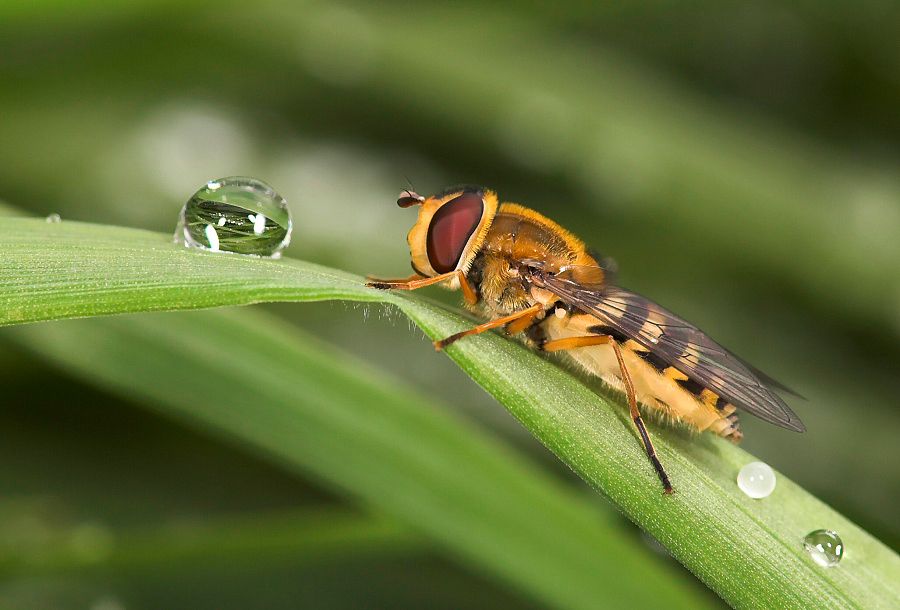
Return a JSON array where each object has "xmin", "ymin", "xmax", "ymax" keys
[{"xmin": 425, "ymin": 193, "xmax": 484, "ymax": 273}]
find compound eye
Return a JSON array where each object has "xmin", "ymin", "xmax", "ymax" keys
[{"xmin": 426, "ymin": 192, "xmax": 484, "ymax": 273}]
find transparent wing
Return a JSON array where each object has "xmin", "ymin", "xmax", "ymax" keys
[{"xmin": 533, "ymin": 272, "xmax": 805, "ymax": 432}]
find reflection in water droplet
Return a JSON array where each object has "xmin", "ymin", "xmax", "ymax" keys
[
  {"xmin": 804, "ymin": 529, "xmax": 843, "ymax": 566},
  {"xmin": 204, "ymin": 223, "xmax": 220, "ymax": 252},
  {"xmin": 175, "ymin": 177, "xmax": 292, "ymax": 258},
  {"xmin": 45, "ymin": 213, "xmax": 61, "ymax": 223},
  {"xmin": 737, "ymin": 461, "xmax": 776, "ymax": 499}
]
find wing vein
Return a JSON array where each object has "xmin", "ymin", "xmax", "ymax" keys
[{"xmin": 530, "ymin": 272, "xmax": 805, "ymax": 432}]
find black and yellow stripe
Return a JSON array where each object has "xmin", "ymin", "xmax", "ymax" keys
[{"xmin": 583, "ymin": 321, "xmax": 743, "ymax": 442}]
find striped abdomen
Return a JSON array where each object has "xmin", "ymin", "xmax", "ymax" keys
[{"xmin": 538, "ymin": 311, "xmax": 742, "ymax": 441}]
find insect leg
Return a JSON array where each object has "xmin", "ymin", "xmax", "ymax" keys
[
  {"xmin": 434, "ymin": 303, "xmax": 542, "ymax": 351},
  {"xmin": 541, "ymin": 336, "xmax": 611, "ymax": 351},
  {"xmin": 367, "ymin": 269, "xmax": 478, "ymax": 305},
  {"xmin": 364, "ymin": 273, "xmax": 423, "ymax": 283},
  {"xmin": 505, "ymin": 306, "xmax": 543, "ymax": 335},
  {"xmin": 538, "ymin": 333, "xmax": 673, "ymax": 492},
  {"xmin": 611, "ymin": 341, "xmax": 673, "ymax": 494}
]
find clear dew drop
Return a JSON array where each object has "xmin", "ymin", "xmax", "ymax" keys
[
  {"xmin": 737, "ymin": 461, "xmax": 776, "ymax": 499},
  {"xmin": 45, "ymin": 213, "xmax": 61, "ymax": 223},
  {"xmin": 804, "ymin": 529, "xmax": 844, "ymax": 567},
  {"xmin": 175, "ymin": 176, "xmax": 292, "ymax": 258}
]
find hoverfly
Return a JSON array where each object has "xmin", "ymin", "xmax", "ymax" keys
[{"xmin": 367, "ymin": 186, "xmax": 805, "ymax": 493}]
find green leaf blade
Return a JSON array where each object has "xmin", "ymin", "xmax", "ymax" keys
[
  {"xmin": 2, "ymin": 219, "xmax": 898, "ymax": 608},
  {"xmin": 5, "ymin": 309, "xmax": 704, "ymax": 610},
  {"xmin": 0, "ymin": 219, "xmax": 378, "ymax": 325}
]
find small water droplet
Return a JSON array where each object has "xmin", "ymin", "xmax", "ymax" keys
[
  {"xmin": 175, "ymin": 176, "xmax": 292, "ymax": 258},
  {"xmin": 45, "ymin": 213, "xmax": 61, "ymax": 223},
  {"xmin": 737, "ymin": 461, "xmax": 776, "ymax": 499},
  {"xmin": 804, "ymin": 529, "xmax": 843, "ymax": 566}
]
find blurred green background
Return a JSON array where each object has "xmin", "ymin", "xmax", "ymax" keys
[{"xmin": 1, "ymin": 1, "xmax": 898, "ymax": 608}]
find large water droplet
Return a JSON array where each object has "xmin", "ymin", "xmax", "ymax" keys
[
  {"xmin": 175, "ymin": 177, "xmax": 292, "ymax": 258},
  {"xmin": 804, "ymin": 529, "xmax": 843, "ymax": 566},
  {"xmin": 45, "ymin": 213, "xmax": 61, "ymax": 223},
  {"xmin": 737, "ymin": 461, "xmax": 776, "ymax": 499}
]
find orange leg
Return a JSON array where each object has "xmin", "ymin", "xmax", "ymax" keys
[
  {"xmin": 538, "ymin": 334, "xmax": 673, "ymax": 494},
  {"xmin": 364, "ymin": 273, "xmax": 423, "ymax": 283},
  {"xmin": 367, "ymin": 269, "xmax": 478, "ymax": 305},
  {"xmin": 541, "ymin": 335, "xmax": 611, "ymax": 352},
  {"xmin": 505, "ymin": 305, "xmax": 542, "ymax": 335},
  {"xmin": 434, "ymin": 303, "xmax": 542, "ymax": 351},
  {"xmin": 610, "ymin": 341, "xmax": 673, "ymax": 494}
]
